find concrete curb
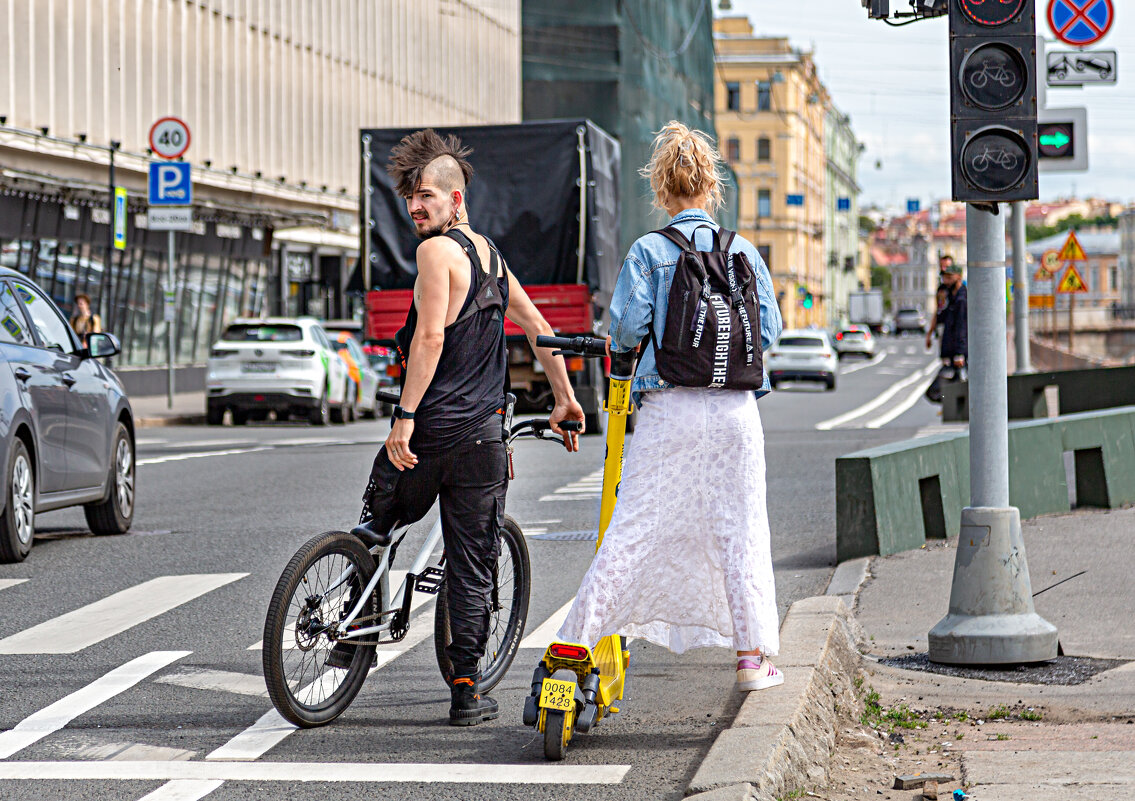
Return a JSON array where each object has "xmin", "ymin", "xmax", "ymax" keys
[
  {"xmin": 136, "ymin": 414, "xmax": 205, "ymax": 428},
  {"xmin": 686, "ymin": 596, "xmax": 862, "ymax": 800}
]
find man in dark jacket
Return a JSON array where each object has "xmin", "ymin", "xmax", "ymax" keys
[{"xmin": 938, "ymin": 258, "xmax": 967, "ymax": 368}]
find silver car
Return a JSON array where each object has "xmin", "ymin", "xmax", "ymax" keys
[{"xmin": 0, "ymin": 268, "xmax": 134, "ymax": 562}]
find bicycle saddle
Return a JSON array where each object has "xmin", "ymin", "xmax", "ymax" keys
[{"xmin": 350, "ymin": 519, "xmax": 394, "ymax": 548}]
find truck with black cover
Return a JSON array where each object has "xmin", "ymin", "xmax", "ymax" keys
[{"xmin": 360, "ymin": 120, "xmax": 620, "ymax": 434}]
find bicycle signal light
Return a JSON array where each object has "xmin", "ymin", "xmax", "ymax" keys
[
  {"xmin": 548, "ymin": 643, "xmax": 590, "ymax": 661},
  {"xmin": 949, "ymin": 0, "xmax": 1038, "ymax": 203}
]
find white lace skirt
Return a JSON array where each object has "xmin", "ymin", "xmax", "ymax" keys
[{"xmin": 557, "ymin": 387, "xmax": 779, "ymax": 655}]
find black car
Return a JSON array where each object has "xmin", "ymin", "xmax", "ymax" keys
[{"xmin": 0, "ymin": 267, "xmax": 134, "ymax": 562}]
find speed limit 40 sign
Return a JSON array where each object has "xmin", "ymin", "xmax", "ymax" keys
[{"xmin": 149, "ymin": 117, "xmax": 191, "ymax": 160}]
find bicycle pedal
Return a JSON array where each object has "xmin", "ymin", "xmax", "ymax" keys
[{"xmin": 415, "ymin": 566, "xmax": 445, "ymax": 595}]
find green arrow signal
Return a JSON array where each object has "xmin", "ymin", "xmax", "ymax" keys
[{"xmin": 1040, "ymin": 130, "xmax": 1071, "ymax": 149}]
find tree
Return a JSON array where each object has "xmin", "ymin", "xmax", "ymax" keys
[{"xmin": 871, "ymin": 264, "xmax": 892, "ymax": 310}]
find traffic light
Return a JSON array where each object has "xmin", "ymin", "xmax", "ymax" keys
[
  {"xmin": 803, "ymin": 291, "xmax": 815, "ymax": 310},
  {"xmin": 949, "ymin": 0, "xmax": 1038, "ymax": 203},
  {"xmin": 862, "ymin": 0, "xmax": 889, "ymax": 19}
]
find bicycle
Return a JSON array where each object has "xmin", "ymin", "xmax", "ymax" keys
[
  {"xmin": 262, "ymin": 399, "xmax": 582, "ymax": 728},
  {"xmin": 520, "ymin": 335, "xmax": 638, "ymax": 760}
]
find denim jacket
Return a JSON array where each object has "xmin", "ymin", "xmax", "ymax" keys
[{"xmin": 608, "ymin": 208, "xmax": 783, "ymax": 404}]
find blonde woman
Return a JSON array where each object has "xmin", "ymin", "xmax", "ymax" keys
[{"xmin": 557, "ymin": 122, "xmax": 785, "ymax": 691}]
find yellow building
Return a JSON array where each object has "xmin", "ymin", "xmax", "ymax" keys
[{"xmin": 714, "ymin": 17, "xmax": 828, "ymax": 329}]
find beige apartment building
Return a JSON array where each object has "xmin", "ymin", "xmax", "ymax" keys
[
  {"xmin": 714, "ymin": 16, "xmax": 829, "ymax": 330},
  {"xmin": 0, "ymin": 0, "xmax": 519, "ymax": 384}
]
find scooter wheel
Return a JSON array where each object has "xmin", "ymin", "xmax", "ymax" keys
[{"xmin": 543, "ymin": 709, "xmax": 571, "ymax": 761}]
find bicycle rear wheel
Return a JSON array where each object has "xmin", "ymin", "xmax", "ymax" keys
[
  {"xmin": 434, "ymin": 514, "xmax": 530, "ymax": 692},
  {"xmin": 263, "ymin": 531, "xmax": 378, "ymax": 727}
]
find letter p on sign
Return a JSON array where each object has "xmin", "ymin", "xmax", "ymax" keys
[{"xmin": 148, "ymin": 162, "xmax": 192, "ymax": 207}]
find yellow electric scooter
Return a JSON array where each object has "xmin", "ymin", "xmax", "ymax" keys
[{"xmin": 522, "ymin": 334, "xmax": 637, "ymax": 761}]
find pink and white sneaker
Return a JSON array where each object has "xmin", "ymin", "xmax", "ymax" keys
[{"xmin": 735, "ymin": 657, "xmax": 784, "ymax": 692}]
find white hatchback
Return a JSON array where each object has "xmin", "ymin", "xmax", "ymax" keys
[
  {"xmin": 765, "ymin": 329, "xmax": 839, "ymax": 391},
  {"xmin": 206, "ymin": 317, "xmax": 352, "ymax": 425}
]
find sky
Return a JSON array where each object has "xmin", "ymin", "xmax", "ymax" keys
[{"xmin": 719, "ymin": 0, "xmax": 1135, "ymax": 212}]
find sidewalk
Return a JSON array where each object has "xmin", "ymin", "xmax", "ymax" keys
[
  {"xmin": 129, "ymin": 391, "xmax": 206, "ymax": 427},
  {"xmin": 686, "ymin": 505, "xmax": 1135, "ymax": 801}
]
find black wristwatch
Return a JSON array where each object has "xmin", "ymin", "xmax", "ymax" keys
[{"xmin": 393, "ymin": 405, "xmax": 416, "ymax": 421}]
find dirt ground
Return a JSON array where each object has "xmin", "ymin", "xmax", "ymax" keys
[{"xmin": 797, "ymin": 682, "xmax": 1054, "ymax": 801}]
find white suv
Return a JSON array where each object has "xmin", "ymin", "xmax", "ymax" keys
[{"xmin": 206, "ymin": 317, "xmax": 352, "ymax": 425}]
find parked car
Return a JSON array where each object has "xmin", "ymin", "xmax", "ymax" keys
[
  {"xmin": 0, "ymin": 268, "xmax": 134, "ymax": 562},
  {"xmin": 320, "ymin": 320, "xmax": 398, "ymax": 412},
  {"xmin": 205, "ymin": 317, "xmax": 353, "ymax": 425},
  {"xmin": 329, "ymin": 330, "xmax": 382, "ymax": 420},
  {"xmin": 893, "ymin": 308, "xmax": 927, "ymax": 336},
  {"xmin": 765, "ymin": 329, "xmax": 838, "ymax": 391},
  {"xmin": 833, "ymin": 326, "xmax": 877, "ymax": 359}
]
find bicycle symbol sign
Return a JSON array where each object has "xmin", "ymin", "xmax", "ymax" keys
[{"xmin": 1048, "ymin": 0, "xmax": 1114, "ymax": 47}]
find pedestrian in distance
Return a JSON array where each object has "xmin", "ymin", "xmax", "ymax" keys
[
  {"xmin": 937, "ymin": 257, "xmax": 967, "ymax": 371},
  {"xmin": 69, "ymin": 293, "xmax": 102, "ymax": 346},
  {"xmin": 350, "ymin": 129, "xmax": 585, "ymax": 726},
  {"xmin": 557, "ymin": 121, "xmax": 786, "ymax": 692}
]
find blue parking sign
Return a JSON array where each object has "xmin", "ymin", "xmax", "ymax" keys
[{"xmin": 149, "ymin": 162, "xmax": 192, "ymax": 206}]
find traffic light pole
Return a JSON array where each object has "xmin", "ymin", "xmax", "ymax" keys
[
  {"xmin": 928, "ymin": 205, "xmax": 1057, "ymax": 664},
  {"xmin": 1010, "ymin": 201, "xmax": 1032, "ymax": 372}
]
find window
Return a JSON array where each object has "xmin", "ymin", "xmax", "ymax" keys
[
  {"xmin": 0, "ymin": 283, "xmax": 35, "ymax": 346},
  {"xmin": 757, "ymin": 81, "xmax": 771, "ymax": 111},
  {"xmin": 222, "ymin": 323, "xmax": 303, "ymax": 342},
  {"xmin": 757, "ymin": 136, "xmax": 771, "ymax": 161},
  {"xmin": 12, "ymin": 280, "xmax": 75, "ymax": 353},
  {"xmin": 725, "ymin": 137, "xmax": 740, "ymax": 163},
  {"xmin": 726, "ymin": 82, "xmax": 740, "ymax": 111},
  {"xmin": 758, "ymin": 189, "xmax": 772, "ymax": 218},
  {"xmin": 1109, "ymin": 265, "xmax": 1118, "ymax": 291},
  {"xmin": 757, "ymin": 245, "xmax": 771, "ymax": 267}
]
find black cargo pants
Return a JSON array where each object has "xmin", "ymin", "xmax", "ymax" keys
[{"xmin": 361, "ymin": 416, "xmax": 506, "ymax": 679}]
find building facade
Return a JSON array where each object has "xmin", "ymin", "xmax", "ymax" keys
[
  {"xmin": 522, "ymin": 0, "xmax": 719, "ymax": 256},
  {"xmin": 1119, "ymin": 208, "xmax": 1135, "ymax": 309},
  {"xmin": 714, "ymin": 17, "xmax": 830, "ymax": 330},
  {"xmin": 824, "ymin": 105, "xmax": 863, "ymax": 327},
  {"xmin": 0, "ymin": 0, "xmax": 520, "ymax": 380}
]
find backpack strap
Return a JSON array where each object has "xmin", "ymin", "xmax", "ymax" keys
[{"xmin": 445, "ymin": 228, "xmax": 504, "ymax": 327}]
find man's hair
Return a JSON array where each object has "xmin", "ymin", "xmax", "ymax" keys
[{"xmin": 386, "ymin": 129, "xmax": 474, "ymax": 198}]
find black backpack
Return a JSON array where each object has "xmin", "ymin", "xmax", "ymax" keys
[{"xmin": 649, "ymin": 225, "xmax": 763, "ymax": 390}]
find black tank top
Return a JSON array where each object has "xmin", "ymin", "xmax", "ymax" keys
[{"xmin": 395, "ymin": 228, "xmax": 510, "ymax": 453}]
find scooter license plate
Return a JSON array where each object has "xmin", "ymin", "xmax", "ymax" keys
[{"xmin": 539, "ymin": 677, "xmax": 575, "ymax": 712}]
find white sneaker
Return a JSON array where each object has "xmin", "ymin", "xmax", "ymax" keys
[{"xmin": 736, "ymin": 657, "xmax": 784, "ymax": 692}]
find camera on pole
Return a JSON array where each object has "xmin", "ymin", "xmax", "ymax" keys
[{"xmin": 949, "ymin": 0, "xmax": 1039, "ymax": 203}]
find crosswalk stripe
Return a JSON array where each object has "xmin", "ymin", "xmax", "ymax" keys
[
  {"xmin": 519, "ymin": 599, "xmax": 576, "ymax": 650},
  {"xmin": 0, "ymin": 574, "xmax": 247, "ymax": 654},
  {"xmin": 72, "ymin": 742, "xmax": 196, "ymax": 761},
  {"xmin": 0, "ymin": 650, "xmax": 190, "ymax": 759},
  {"xmin": 136, "ymin": 780, "xmax": 225, "ymax": 800},
  {"xmin": 0, "ymin": 578, "xmax": 28, "ymax": 592},
  {"xmin": 155, "ymin": 668, "xmax": 269, "ymax": 698},
  {"xmin": 0, "ymin": 760, "xmax": 632, "ymax": 784}
]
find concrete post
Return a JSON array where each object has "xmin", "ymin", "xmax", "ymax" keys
[
  {"xmin": 928, "ymin": 204, "xmax": 1058, "ymax": 665},
  {"xmin": 1011, "ymin": 202, "xmax": 1032, "ymax": 373}
]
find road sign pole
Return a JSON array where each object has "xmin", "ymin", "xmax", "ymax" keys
[
  {"xmin": 168, "ymin": 230, "xmax": 176, "ymax": 409},
  {"xmin": 1068, "ymin": 289, "xmax": 1075, "ymax": 351},
  {"xmin": 929, "ymin": 204, "xmax": 1058, "ymax": 665},
  {"xmin": 1010, "ymin": 202, "xmax": 1032, "ymax": 372}
]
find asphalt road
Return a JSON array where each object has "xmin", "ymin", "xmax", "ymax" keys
[{"xmin": 0, "ymin": 337, "xmax": 949, "ymax": 800}]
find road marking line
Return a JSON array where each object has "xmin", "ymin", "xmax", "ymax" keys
[
  {"xmin": 523, "ymin": 528, "xmax": 548, "ymax": 537},
  {"xmin": 136, "ymin": 780, "xmax": 225, "ymax": 800},
  {"xmin": 519, "ymin": 599, "xmax": 576, "ymax": 650},
  {"xmin": 905, "ymin": 345, "xmax": 916, "ymax": 355},
  {"xmin": 134, "ymin": 437, "xmax": 167, "ymax": 446},
  {"xmin": 814, "ymin": 361, "xmax": 939, "ymax": 431},
  {"xmin": 163, "ymin": 439, "xmax": 253, "ymax": 449},
  {"xmin": 539, "ymin": 494, "xmax": 598, "ymax": 502},
  {"xmin": 266, "ymin": 437, "xmax": 343, "ymax": 447},
  {"xmin": 0, "ymin": 760, "xmax": 632, "ymax": 784},
  {"xmin": 138, "ymin": 447, "xmax": 274, "ymax": 465},
  {"xmin": 155, "ymin": 668, "xmax": 269, "ymax": 697},
  {"xmin": 0, "ymin": 651, "xmax": 190, "ymax": 759},
  {"xmin": 0, "ymin": 574, "xmax": 247, "ymax": 654},
  {"xmin": 0, "ymin": 578, "xmax": 28, "ymax": 592},
  {"xmin": 837, "ymin": 350, "xmax": 887, "ymax": 374},
  {"xmin": 73, "ymin": 742, "xmax": 196, "ymax": 761},
  {"xmin": 864, "ymin": 372, "xmax": 939, "ymax": 429}
]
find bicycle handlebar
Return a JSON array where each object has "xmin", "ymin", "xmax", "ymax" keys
[{"xmin": 535, "ymin": 335, "xmax": 608, "ymax": 358}]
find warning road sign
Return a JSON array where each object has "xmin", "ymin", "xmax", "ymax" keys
[
  {"xmin": 1057, "ymin": 264, "xmax": 1088, "ymax": 293},
  {"xmin": 1057, "ymin": 230, "xmax": 1087, "ymax": 262},
  {"xmin": 1034, "ymin": 266, "xmax": 1054, "ymax": 282}
]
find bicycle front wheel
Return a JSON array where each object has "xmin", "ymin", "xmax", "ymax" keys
[
  {"xmin": 263, "ymin": 531, "xmax": 378, "ymax": 727},
  {"xmin": 435, "ymin": 514, "xmax": 531, "ymax": 692}
]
